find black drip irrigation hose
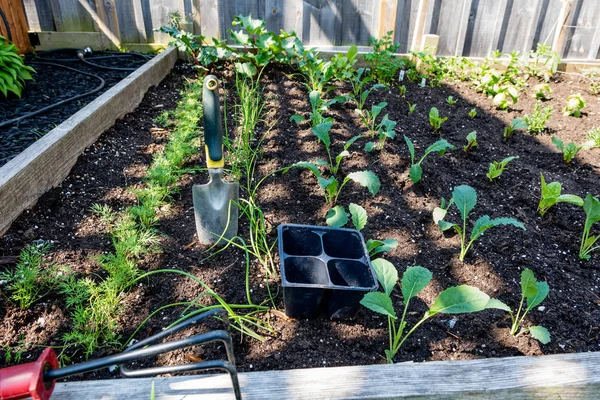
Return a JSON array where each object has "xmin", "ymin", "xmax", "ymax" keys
[
  {"xmin": 0, "ymin": 62, "xmax": 105, "ymax": 129},
  {"xmin": 80, "ymin": 57, "xmax": 137, "ymax": 71},
  {"xmin": 0, "ymin": 7, "xmax": 11, "ymax": 42}
]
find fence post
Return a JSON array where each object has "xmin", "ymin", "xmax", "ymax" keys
[
  {"xmin": 378, "ymin": 0, "xmax": 398, "ymax": 39},
  {"xmin": 410, "ymin": 0, "xmax": 429, "ymax": 54},
  {"xmin": 551, "ymin": 0, "xmax": 573, "ymax": 57},
  {"xmin": 77, "ymin": 0, "xmax": 121, "ymax": 49}
]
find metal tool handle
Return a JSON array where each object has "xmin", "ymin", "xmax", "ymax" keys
[
  {"xmin": 0, "ymin": 348, "xmax": 58, "ymax": 400},
  {"xmin": 203, "ymin": 75, "xmax": 224, "ymax": 168}
]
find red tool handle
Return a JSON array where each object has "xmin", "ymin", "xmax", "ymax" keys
[{"xmin": 0, "ymin": 348, "xmax": 58, "ymax": 400}]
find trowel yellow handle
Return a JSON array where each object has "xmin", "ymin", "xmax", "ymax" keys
[{"xmin": 203, "ymin": 75, "xmax": 224, "ymax": 169}]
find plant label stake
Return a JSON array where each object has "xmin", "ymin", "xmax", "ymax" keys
[
  {"xmin": 398, "ymin": 70, "xmax": 405, "ymax": 81},
  {"xmin": 193, "ymin": 75, "xmax": 239, "ymax": 245},
  {"xmin": 420, "ymin": 78, "xmax": 426, "ymax": 88}
]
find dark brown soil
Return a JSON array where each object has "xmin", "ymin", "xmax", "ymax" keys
[{"xmin": 1, "ymin": 61, "xmax": 599, "ymax": 380}]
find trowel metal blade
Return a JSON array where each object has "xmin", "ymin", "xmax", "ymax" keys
[{"xmin": 192, "ymin": 168, "xmax": 239, "ymax": 245}]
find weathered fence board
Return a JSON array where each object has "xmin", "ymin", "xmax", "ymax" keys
[
  {"xmin": 20, "ymin": 0, "xmax": 600, "ymax": 59},
  {"xmin": 0, "ymin": 0, "xmax": 33, "ymax": 53},
  {"xmin": 51, "ymin": 352, "xmax": 600, "ymax": 399}
]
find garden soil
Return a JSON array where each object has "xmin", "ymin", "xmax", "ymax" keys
[{"xmin": 0, "ymin": 61, "xmax": 599, "ymax": 380}]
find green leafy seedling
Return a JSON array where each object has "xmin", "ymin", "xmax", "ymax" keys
[
  {"xmin": 524, "ymin": 104, "xmax": 553, "ymax": 134},
  {"xmin": 446, "ymin": 96, "xmax": 457, "ymax": 106},
  {"xmin": 404, "ymin": 136, "xmax": 455, "ymax": 183},
  {"xmin": 428, "ymin": 107, "xmax": 448, "ymax": 132},
  {"xmin": 579, "ymin": 194, "xmax": 600, "ymax": 260},
  {"xmin": 433, "ymin": 185, "xmax": 526, "ymax": 261},
  {"xmin": 563, "ymin": 94, "xmax": 585, "ymax": 117},
  {"xmin": 360, "ymin": 102, "xmax": 388, "ymax": 137},
  {"xmin": 487, "ymin": 156, "xmax": 518, "ymax": 182},
  {"xmin": 468, "ymin": 108, "xmax": 477, "ymax": 119},
  {"xmin": 398, "ymin": 85, "xmax": 407, "ymax": 97},
  {"xmin": 312, "ymin": 121, "xmax": 361, "ymax": 174},
  {"xmin": 486, "ymin": 269, "xmax": 550, "ymax": 343},
  {"xmin": 361, "ymin": 259, "xmax": 495, "ymax": 363},
  {"xmin": 407, "ymin": 102, "xmax": 417, "ymax": 115},
  {"xmin": 463, "ymin": 131, "xmax": 478, "ymax": 152},
  {"xmin": 537, "ymin": 173, "xmax": 583, "ymax": 216},
  {"xmin": 532, "ymin": 83, "xmax": 551, "ymax": 100},
  {"xmin": 325, "ymin": 203, "xmax": 398, "ymax": 257},
  {"xmin": 551, "ymin": 136, "xmax": 584, "ymax": 163},
  {"xmin": 492, "ymin": 86, "xmax": 519, "ymax": 110},
  {"xmin": 503, "ymin": 118, "xmax": 527, "ymax": 141},
  {"xmin": 365, "ymin": 115, "xmax": 397, "ymax": 152}
]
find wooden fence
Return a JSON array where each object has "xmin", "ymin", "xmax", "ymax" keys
[{"xmin": 19, "ymin": 0, "xmax": 600, "ymax": 60}]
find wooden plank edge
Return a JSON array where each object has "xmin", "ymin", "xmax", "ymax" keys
[
  {"xmin": 0, "ymin": 47, "xmax": 177, "ymax": 236},
  {"xmin": 30, "ymin": 31, "xmax": 168, "ymax": 53},
  {"xmin": 51, "ymin": 351, "xmax": 600, "ymax": 400}
]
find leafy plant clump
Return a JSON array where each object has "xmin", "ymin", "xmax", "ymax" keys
[
  {"xmin": 348, "ymin": 68, "xmax": 386, "ymax": 111},
  {"xmin": 492, "ymin": 86, "xmax": 519, "ymax": 110},
  {"xmin": 407, "ymin": 102, "xmax": 417, "ymax": 115},
  {"xmin": 0, "ymin": 242, "xmax": 61, "ymax": 309},
  {"xmin": 311, "ymin": 121, "xmax": 361, "ymax": 175},
  {"xmin": 551, "ymin": 136, "xmax": 584, "ymax": 163},
  {"xmin": 433, "ymin": 185, "xmax": 526, "ymax": 261},
  {"xmin": 428, "ymin": 107, "xmax": 448, "ymax": 132},
  {"xmin": 469, "ymin": 108, "xmax": 477, "ymax": 118},
  {"xmin": 487, "ymin": 269, "xmax": 550, "ymax": 343},
  {"xmin": 585, "ymin": 128, "xmax": 600, "ymax": 149},
  {"xmin": 503, "ymin": 118, "xmax": 527, "ymax": 141},
  {"xmin": 563, "ymin": 94, "xmax": 586, "ymax": 117},
  {"xmin": 463, "ymin": 131, "xmax": 478, "ymax": 152},
  {"xmin": 532, "ymin": 83, "xmax": 551, "ymax": 100},
  {"xmin": 364, "ymin": 31, "xmax": 406, "ymax": 84},
  {"xmin": 537, "ymin": 173, "xmax": 583, "ymax": 216},
  {"xmin": 325, "ymin": 203, "xmax": 398, "ymax": 257},
  {"xmin": 446, "ymin": 96, "xmax": 457, "ymax": 106},
  {"xmin": 0, "ymin": 36, "xmax": 36, "ymax": 97},
  {"xmin": 579, "ymin": 194, "xmax": 600, "ymax": 260},
  {"xmin": 486, "ymin": 156, "xmax": 518, "ymax": 182},
  {"xmin": 361, "ymin": 259, "xmax": 495, "ymax": 363},
  {"xmin": 524, "ymin": 104, "xmax": 553, "ymax": 134},
  {"xmin": 404, "ymin": 136, "xmax": 455, "ymax": 183}
]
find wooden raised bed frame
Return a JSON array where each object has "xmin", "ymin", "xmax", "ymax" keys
[{"xmin": 0, "ymin": 47, "xmax": 177, "ymax": 236}]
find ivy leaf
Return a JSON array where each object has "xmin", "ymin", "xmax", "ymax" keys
[
  {"xmin": 326, "ymin": 206, "xmax": 348, "ymax": 228},
  {"xmin": 349, "ymin": 203, "xmax": 367, "ymax": 231},
  {"xmin": 429, "ymin": 285, "xmax": 490, "ymax": 316},
  {"xmin": 528, "ymin": 326, "xmax": 551, "ymax": 344},
  {"xmin": 371, "ymin": 259, "xmax": 398, "ymax": 296},
  {"xmin": 401, "ymin": 266, "xmax": 432, "ymax": 302},
  {"xmin": 360, "ymin": 292, "xmax": 396, "ymax": 319},
  {"xmin": 347, "ymin": 171, "xmax": 380, "ymax": 196}
]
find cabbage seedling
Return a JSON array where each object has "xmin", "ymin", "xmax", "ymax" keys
[
  {"xmin": 349, "ymin": 68, "xmax": 386, "ymax": 110},
  {"xmin": 563, "ymin": 94, "xmax": 586, "ymax": 117},
  {"xmin": 532, "ymin": 83, "xmax": 551, "ymax": 100},
  {"xmin": 463, "ymin": 131, "xmax": 478, "ymax": 152},
  {"xmin": 360, "ymin": 102, "xmax": 388, "ymax": 137},
  {"xmin": 407, "ymin": 102, "xmax": 417, "ymax": 115},
  {"xmin": 579, "ymin": 194, "xmax": 600, "ymax": 260},
  {"xmin": 524, "ymin": 104, "xmax": 552, "ymax": 134},
  {"xmin": 311, "ymin": 121, "xmax": 361, "ymax": 174},
  {"xmin": 492, "ymin": 86, "xmax": 519, "ymax": 110},
  {"xmin": 325, "ymin": 203, "xmax": 398, "ymax": 257},
  {"xmin": 486, "ymin": 269, "xmax": 550, "ymax": 344},
  {"xmin": 404, "ymin": 136, "xmax": 455, "ymax": 183},
  {"xmin": 428, "ymin": 107, "xmax": 448, "ymax": 132},
  {"xmin": 283, "ymin": 162, "xmax": 380, "ymax": 204},
  {"xmin": 398, "ymin": 84, "xmax": 406, "ymax": 97},
  {"xmin": 365, "ymin": 115, "xmax": 397, "ymax": 152},
  {"xmin": 537, "ymin": 173, "xmax": 583, "ymax": 216},
  {"xmin": 468, "ymin": 108, "xmax": 477, "ymax": 118},
  {"xmin": 503, "ymin": 118, "xmax": 527, "ymax": 141},
  {"xmin": 433, "ymin": 185, "xmax": 526, "ymax": 261},
  {"xmin": 446, "ymin": 96, "xmax": 457, "ymax": 106},
  {"xmin": 361, "ymin": 259, "xmax": 495, "ymax": 363},
  {"xmin": 487, "ymin": 156, "xmax": 518, "ymax": 182},
  {"xmin": 551, "ymin": 136, "xmax": 584, "ymax": 163}
]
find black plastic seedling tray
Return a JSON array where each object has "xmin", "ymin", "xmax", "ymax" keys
[{"xmin": 277, "ymin": 224, "xmax": 379, "ymax": 319}]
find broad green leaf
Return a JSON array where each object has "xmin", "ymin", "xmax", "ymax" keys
[
  {"xmin": 424, "ymin": 139, "xmax": 455, "ymax": 157},
  {"xmin": 583, "ymin": 194, "xmax": 600, "ymax": 232},
  {"xmin": 326, "ymin": 206, "xmax": 348, "ymax": 228},
  {"xmin": 372, "ymin": 102, "xmax": 387, "ymax": 120},
  {"xmin": 349, "ymin": 203, "xmax": 367, "ymax": 231},
  {"xmin": 347, "ymin": 44, "xmax": 358, "ymax": 61},
  {"xmin": 365, "ymin": 142, "xmax": 377, "ymax": 152},
  {"xmin": 526, "ymin": 281, "xmax": 549, "ymax": 310},
  {"xmin": 452, "ymin": 185, "xmax": 477, "ymax": 221},
  {"xmin": 438, "ymin": 220, "xmax": 457, "ymax": 232},
  {"xmin": 369, "ymin": 239, "xmax": 398, "ymax": 256},
  {"xmin": 432, "ymin": 206, "xmax": 447, "ymax": 225},
  {"xmin": 470, "ymin": 216, "xmax": 525, "ymax": 241},
  {"xmin": 290, "ymin": 114, "xmax": 305, "ymax": 124},
  {"xmin": 234, "ymin": 62, "xmax": 257, "ymax": 78},
  {"xmin": 347, "ymin": 171, "xmax": 380, "ymax": 196},
  {"xmin": 312, "ymin": 122, "xmax": 332, "ymax": 148},
  {"xmin": 511, "ymin": 118, "xmax": 527, "ymax": 130},
  {"xmin": 485, "ymin": 298, "xmax": 512, "ymax": 312},
  {"xmin": 528, "ymin": 326, "xmax": 551, "ymax": 344},
  {"xmin": 309, "ymin": 91, "xmax": 321, "ymax": 108},
  {"xmin": 428, "ymin": 285, "xmax": 490, "ymax": 316},
  {"xmin": 344, "ymin": 135, "xmax": 362, "ymax": 151},
  {"xmin": 556, "ymin": 194, "xmax": 583, "ymax": 207},
  {"xmin": 318, "ymin": 176, "xmax": 337, "ymax": 192},
  {"xmin": 286, "ymin": 161, "xmax": 322, "ymax": 177},
  {"xmin": 409, "ymin": 164, "xmax": 422, "ymax": 183},
  {"xmin": 551, "ymin": 136, "xmax": 564, "ymax": 151},
  {"xmin": 520, "ymin": 268, "xmax": 538, "ymax": 299},
  {"xmin": 360, "ymin": 292, "xmax": 396, "ymax": 319},
  {"xmin": 366, "ymin": 239, "xmax": 384, "ymax": 253},
  {"xmin": 401, "ymin": 266, "xmax": 432, "ymax": 301},
  {"xmin": 429, "ymin": 107, "xmax": 440, "ymax": 119},
  {"xmin": 371, "ymin": 258, "xmax": 398, "ymax": 296}
]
